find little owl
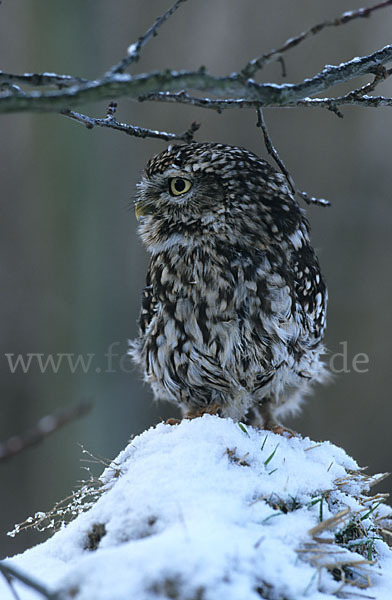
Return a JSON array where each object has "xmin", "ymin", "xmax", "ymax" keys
[{"xmin": 131, "ymin": 142, "xmax": 327, "ymax": 431}]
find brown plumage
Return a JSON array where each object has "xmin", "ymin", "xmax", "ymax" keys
[{"xmin": 130, "ymin": 142, "xmax": 327, "ymax": 430}]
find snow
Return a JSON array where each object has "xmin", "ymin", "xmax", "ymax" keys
[
  {"xmin": 127, "ymin": 42, "xmax": 138, "ymax": 57},
  {"xmin": 2, "ymin": 416, "xmax": 392, "ymax": 600}
]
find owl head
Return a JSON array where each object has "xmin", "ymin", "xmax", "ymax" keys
[{"xmin": 135, "ymin": 142, "xmax": 303, "ymax": 254}]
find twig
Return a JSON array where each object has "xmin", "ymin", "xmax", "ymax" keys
[
  {"xmin": 0, "ymin": 400, "xmax": 93, "ymax": 462},
  {"xmin": 62, "ymin": 101, "xmax": 200, "ymax": 142},
  {"xmin": 298, "ymin": 94, "xmax": 392, "ymax": 111},
  {"xmin": 138, "ymin": 90, "xmax": 263, "ymax": 113},
  {"xmin": 256, "ymin": 107, "xmax": 296, "ymax": 194},
  {"xmin": 140, "ymin": 83, "xmax": 392, "ymax": 114},
  {"xmin": 105, "ymin": 0, "xmax": 190, "ymax": 76},
  {"xmin": 0, "ymin": 82, "xmax": 26, "ymax": 96},
  {"xmin": 298, "ymin": 65, "xmax": 392, "ymax": 113},
  {"xmin": 241, "ymin": 0, "xmax": 392, "ymax": 79},
  {"xmin": 78, "ymin": 442, "xmax": 120, "ymax": 469},
  {"xmin": 1, "ymin": 571, "xmax": 21, "ymax": 600},
  {"xmin": 140, "ymin": 88, "xmax": 392, "ymax": 115},
  {"xmin": 0, "ymin": 563, "xmax": 58, "ymax": 600},
  {"xmin": 256, "ymin": 107, "xmax": 330, "ymax": 207},
  {"xmin": 0, "ymin": 71, "xmax": 88, "ymax": 88}
]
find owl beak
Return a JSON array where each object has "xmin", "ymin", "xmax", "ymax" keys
[
  {"xmin": 135, "ymin": 201, "xmax": 154, "ymax": 220},
  {"xmin": 135, "ymin": 202, "xmax": 145, "ymax": 220}
]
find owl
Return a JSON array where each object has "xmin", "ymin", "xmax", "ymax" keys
[{"xmin": 130, "ymin": 142, "xmax": 327, "ymax": 431}]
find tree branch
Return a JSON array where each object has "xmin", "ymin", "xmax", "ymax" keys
[
  {"xmin": 256, "ymin": 107, "xmax": 330, "ymax": 207},
  {"xmin": 0, "ymin": 0, "xmax": 391, "ymax": 125},
  {"xmin": 0, "ymin": 400, "xmax": 93, "ymax": 462},
  {"xmin": 1, "ymin": 571, "xmax": 21, "ymax": 600},
  {"xmin": 1, "ymin": 43, "xmax": 392, "ymax": 115},
  {"xmin": 295, "ymin": 64, "xmax": 391, "ymax": 115},
  {"xmin": 0, "ymin": 563, "xmax": 58, "ymax": 600},
  {"xmin": 299, "ymin": 94, "xmax": 392, "ymax": 110},
  {"xmin": 62, "ymin": 101, "xmax": 200, "ymax": 142},
  {"xmin": 0, "ymin": 1, "xmax": 390, "ymax": 213},
  {"xmin": 0, "ymin": 71, "xmax": 88, "ymax": 88},
  {"xmin": 139, "ymin": 63, "xmax": 392, "ymax": 116},
  {"xmin": 240, "ymin": 0, "xmax": 392, "ymax": 79},
  {"xmin": 105, "ymin": 0, "xmax": 190, "ymax": 76}
]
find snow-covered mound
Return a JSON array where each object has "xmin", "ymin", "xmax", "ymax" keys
[{"xmin": 2, "ymin": 416, "xmax": 392, "ymax": 600}]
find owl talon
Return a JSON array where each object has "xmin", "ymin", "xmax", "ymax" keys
[
  {"xmin": 165, "ymin": 418, "xmax": 182, "ymax": 426},
  {"xmin": 269, "ymin": 425, "xmax": 299, "ymax": 438},
  {"xmin": 184, "ymin": 403, "xmax": 222, "ymax": 420},
  {"xmin": 166, "ymin": 404, "xmax": 221, "ymax": 425}
]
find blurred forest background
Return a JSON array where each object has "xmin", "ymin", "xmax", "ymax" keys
[{"xmin": 1, "ymin": 0, "xmax": 391, "ymax": 558}]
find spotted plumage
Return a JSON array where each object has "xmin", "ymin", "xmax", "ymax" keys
[{"xmin": 130, "ymin": 142, "xmax": 327, "ymax": 429}]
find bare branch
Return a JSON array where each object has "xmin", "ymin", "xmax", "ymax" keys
[
  {"xmin": 0, "ymin": 563, "xmax": 58, "ymax": 600},
  {"xmin": 0, "ymin": 82, "xmax": 26, "ymax": 96},
  {"xmin": 0, "ymin": 0, "xmax": 392, "ymax": 170},
  {"xmin": 256, "ymin": 107, "xmax": 330, "ymax": 207},
  {"xmin": 0, "ymin": 70, "xmax": 87, "ymax": 88},
  {"xmin": 139, "ymin": 63, "xmax": 392, "ymax": 115},
  {"xmin": 62, "ymin": 101, "xmax": 200, "ymax": 142},
  {"xmin": 141, "ymin": 77, "xmax": 392, "ymax": 116},
  {"xmin": 241, "ymin": 0, "xmax": 392, "ymax": 79},
  {"xmin": 1, "ymin": 571, "xmax": 21, "ymax": 600},
  {"xmin": 105, "ymin": 0, "xmax": 190, "ymax": 76},
  {"xmin": 0, "ymin": 400, "xmax": 93, "ymax": 462},
  {"xmin": 256, "ymin": 107, "xmax": 296, "ymax": 195},
  {"xmin": 1, "ymin": 44, "xmax": 392, "ymax": 114},
  {"xmin": 298, "ymin": 64, "xmax": 392, "ymax": 113},
  {"xmin": 138, "ymin": 90, "xmax": 252, "ymax": 112},
  {"xmin": 299, "ymin": 94, "xmax": 392, "ymax": 110}
]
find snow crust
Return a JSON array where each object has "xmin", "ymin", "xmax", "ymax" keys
[{"xmin": 2, "ymin": 416, "xmax": 392, "ymax": 600}]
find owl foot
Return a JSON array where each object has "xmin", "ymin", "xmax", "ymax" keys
[
  {"xmin": 165, "ymin": 418, "xmax": 182, "ymax": 426},
  {"xmin": 268, "ymin": 424, "xmax": 299, "ymax": 438},
  {"xmin": 165, "ymin": 403, "xmax": 222, "ymax": 426},
  {"xmin": 184, "ymin": 403, "xmax": 222, "ymax": 420}
]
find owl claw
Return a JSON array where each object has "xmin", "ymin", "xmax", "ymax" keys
[
  {"xmin": 165, "ymin": 404, "xmax": 222, "ymax": 426},
  {"xmin": 269, "ymin": 425, "xmax": 300, "ymax": 438},
  {"xmin": 184, "ymin": 403, "xmax": 222, "ymax": 419},
  {"xmin": 165, "ymin": 418, "xmax": 182, "ymax": 426}
]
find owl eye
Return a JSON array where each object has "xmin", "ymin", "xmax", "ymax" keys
[{"xmin": 169, "ymin": 177, "xmax": 192, "ymax": 196}]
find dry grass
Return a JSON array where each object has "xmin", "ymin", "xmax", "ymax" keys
[
  {"xmin": 297, "ymin": 468, "xmax": 392, "ymax": 595},
  {"xmin": 7, "ymin": 446, "xmax": 120, "ymax": 538}
]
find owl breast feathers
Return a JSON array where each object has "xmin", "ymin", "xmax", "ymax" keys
[{"xmin": 130, "ymin": 142, "xmax": 327, "ymax": 429}]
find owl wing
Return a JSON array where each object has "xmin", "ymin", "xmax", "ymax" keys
[
  {"xmin": 290, "ymin": 242, "xmax": 327, "ymax": 342},
  {"xmin": 139, "ymin": 266, "xmax": 157, "ymax": 337}
]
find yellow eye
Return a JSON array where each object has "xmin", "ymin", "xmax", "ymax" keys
[{"xmin": 169, "ymin": 177, "xmax": 192, "ymax": 196}]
